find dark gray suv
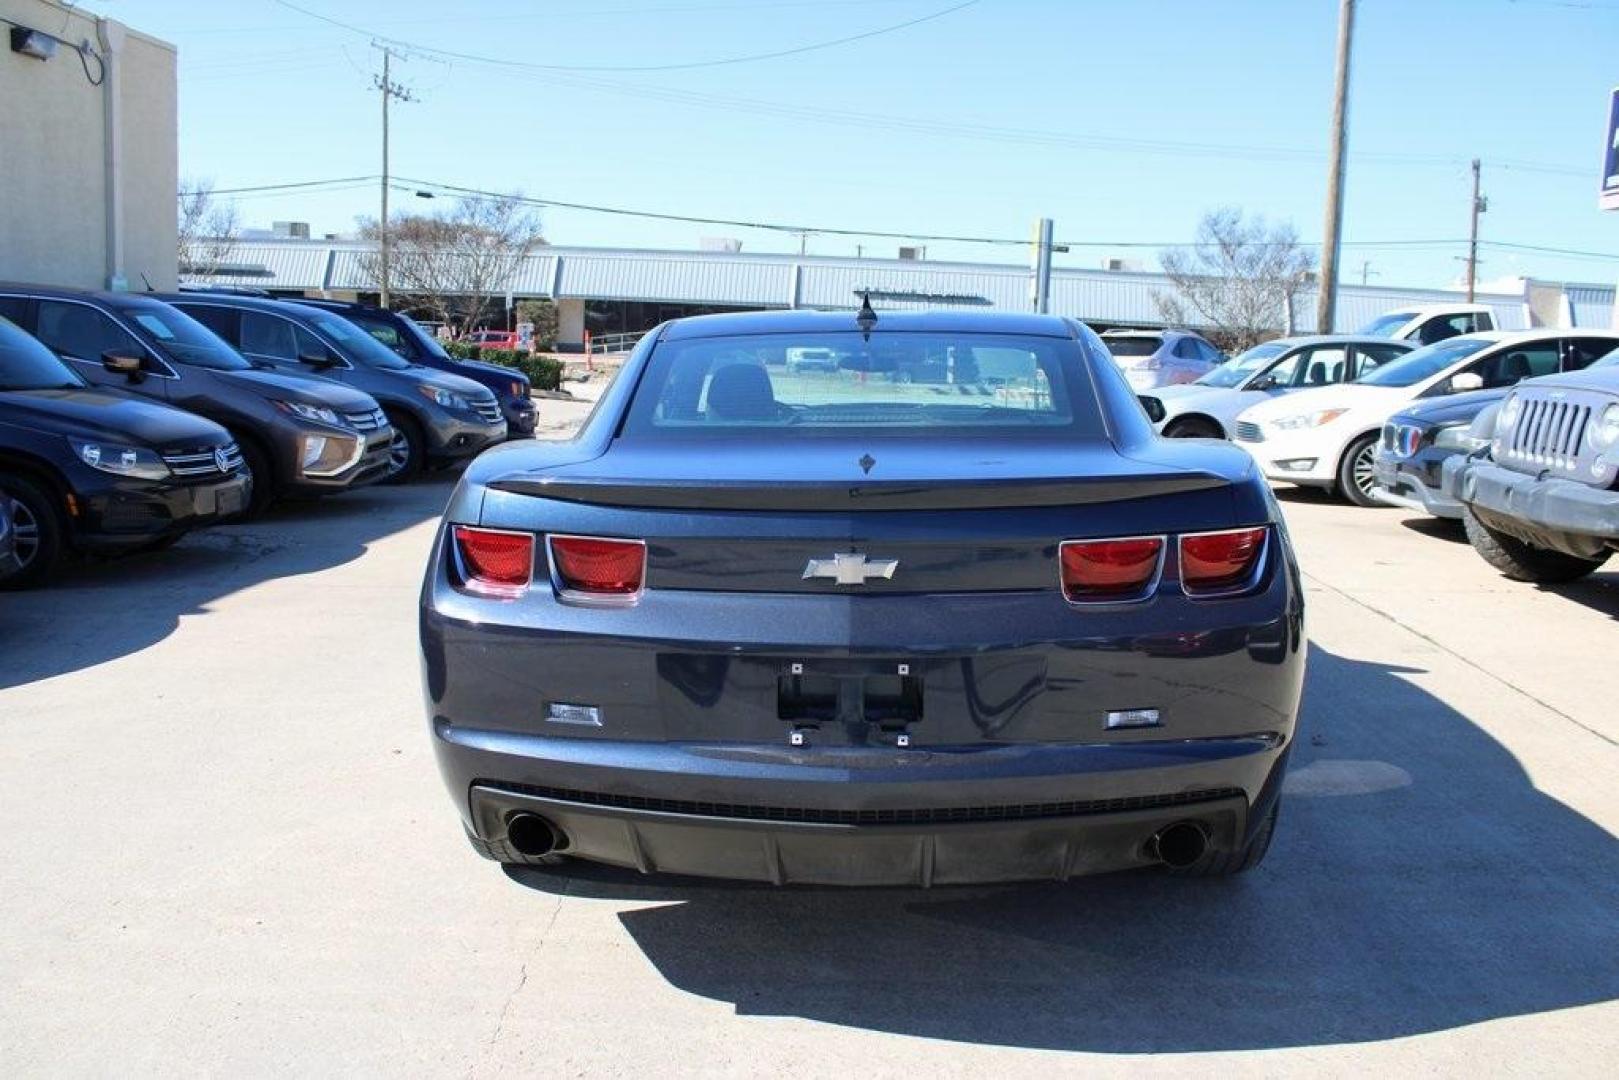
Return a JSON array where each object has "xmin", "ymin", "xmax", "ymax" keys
[
  {"xmin": 0, "ymin": 286, "xmax": 394, "ymax": 514},
  {"xmin": 164, "ymin": 294, "xmax": 506, "ymax": 481}
]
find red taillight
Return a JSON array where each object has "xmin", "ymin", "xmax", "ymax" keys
[
  {"xmin": 453, "ymin": 526, "xmax": 534, "ymax": 598},
  {"xmin": 1179, "ymin": 527, "xmax": 1268, "ymax": 594},
  {"xmin": 1059, "ymin": 536, "xmax": 1164, "ymax": 601},
  {"xmin": 549, "ymin": 535, "xmax": 646, "ymax": 599}
]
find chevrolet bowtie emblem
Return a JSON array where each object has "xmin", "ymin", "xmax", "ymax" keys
[{"xmin": 802, "ymin": 552, "xmax": 899, "ymax": 585}]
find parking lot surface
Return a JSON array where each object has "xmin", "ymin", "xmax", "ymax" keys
[{"xmin": 2, "ymin": 398, "xmax": 1616, "ymax": 1074}]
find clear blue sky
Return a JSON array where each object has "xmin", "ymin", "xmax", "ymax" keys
[{"xmin": 87, "ymin": 0, "xmax": 1619, "ymax": 288}]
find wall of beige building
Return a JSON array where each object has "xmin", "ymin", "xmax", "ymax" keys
[{"xmin": 0, "ymin": 0, "xmax": 177, "ymax": 291}]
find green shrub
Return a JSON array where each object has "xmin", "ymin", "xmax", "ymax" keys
[{"xmin": 441, "ymin": 341, "xmax": 563, "ymax": 391}]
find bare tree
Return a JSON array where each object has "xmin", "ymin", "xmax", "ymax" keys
[
  {"xmin": 356, "ymin": 194, "xmax": 544, "ymax": 330},
  {"xmin": 177, "ymin": 179, "xmax": 241, "ymax": 277},
  {"xmin": 1155, "ymin": 208, "xmax": 1316, "ymax": 352}
]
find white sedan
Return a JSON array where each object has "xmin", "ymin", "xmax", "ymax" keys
[{"xmin": 1233, "ymin": 329, "xmax": 1619, "ymax": 506}]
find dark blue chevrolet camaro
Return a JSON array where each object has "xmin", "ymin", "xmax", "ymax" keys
[{"xmin": 420, "ymin": 309, "xmax": 1306, "ymax": 886}]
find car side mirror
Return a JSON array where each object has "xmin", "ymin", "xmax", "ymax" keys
[
  {"xmin": 1450, "ymin": 372, "xmax": 1484, "ymax": 392},
  {"xmin": 102, "ymin": 351, "xmax": 144, "ymax": 381},
  {"xmin": 1250, "ymin": 375, "xmax": 1278, "ymax": 391}
]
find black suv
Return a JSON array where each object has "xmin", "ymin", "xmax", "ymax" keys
[
  {"xmin": 0, "ymin": 286, "xmax": 394, "ymax": 515},
  {"xmin": 288, "ymin": 299, "xmax": 536, "ymax": 438},
  {"xmin": 161, "ymin": 295, "xmax": 506, "ymax": 481},
  {"xmin": 0, "ymin": 317, "xmax": 251, "ymax": 586}
]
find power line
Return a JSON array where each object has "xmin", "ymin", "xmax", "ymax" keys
[
  {"xmin": 188, "ymin": 175, "xmax": 1614, "ymax": 260},
  {"xmin": 269, "ymin": 0, "xmax": 979, "ymax": 72},
  {"xmin": 182, "ymin": 175, "xmax": 377, "ymax": 195}
]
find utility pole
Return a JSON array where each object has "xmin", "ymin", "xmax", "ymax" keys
[
  {"xmin": 1466, "ymin": 158, "xmax": 1487, "ymax": 303},
  {"xmin": 1031, "ymin": 217, "xmax": 1054, "ymax": 313},
  {"xmin": 1315, "ymin": 0, "xmax": 1355, "ymax": 335},
  {"xmin": 374, "ymin": 45, "xmax": 413, "ymax": 310}
]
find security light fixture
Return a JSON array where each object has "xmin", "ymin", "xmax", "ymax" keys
[{"xmin": 10, "ymin": 25, "xmax": 58, "ymax": 61}]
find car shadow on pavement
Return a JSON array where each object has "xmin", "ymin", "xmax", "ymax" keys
[
  {"xmin": 1397, "ymin": 515, "xmax": 1468, "ymax": 544},
  {"xmin": 1542, "ymin": 572, "xmax": 1619, "ymax": 621},
  {"xmin": 507, "ymin": 643, "xmax": 1619, "ymax": 1053},
  {"xmin": 0, "ymin": 477, "xmax": 454, "ymax": 691}
]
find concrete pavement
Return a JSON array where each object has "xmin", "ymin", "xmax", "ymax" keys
[{"xmin": 1, "ymin": 441, "xmax": 1615, "ymax": 1075}]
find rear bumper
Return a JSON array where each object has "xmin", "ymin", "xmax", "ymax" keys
[
  {"xmin": 464, "ymin": 778, "xmax": 1266, "ymax": 886},
  {"xmin": 1450, "ymin": 458, "xmax": 1619, "ymax": 558}
]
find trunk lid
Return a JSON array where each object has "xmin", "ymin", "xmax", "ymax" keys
[{"xmin": 480, "ymin": 437, "xmax": 1251, "ymax": 595}]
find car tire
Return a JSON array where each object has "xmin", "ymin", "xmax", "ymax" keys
[
  {"xmin": 1172, "ymin": 798, "xmax": 1279, "ymax": 878},
  {"xmin": 382, "ymin": 411, "xmax": 425, "ymax": 484},
  {"xmin": 235, "ymin": 436, "xmax": 275, "ymax": 518},
  {"xmin": 1461, "ymin": 505, "xmax": 1608, "ymax": 584},
  {"xmin": 0, "ymin": 475, "xmax": 68, "ymax": 589},
  {"xmin": 1335, "ymin": 434, "xmax": 1383, "ymax": 507},
  {"xmin": 1163, "ymin": 416, "xmax": 1224, "ymax": 439}
]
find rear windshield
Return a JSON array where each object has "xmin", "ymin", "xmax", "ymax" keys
[
  {"xmin": 116, "ymin": 301, "xmax": 249, "ymax": 371},
  {"xmin": 1103, "ymin": 336, "xmax": 1162, "ymax": 357},
  {"xmin": 621, "ymin": 332, "xmax": 1105, "ymax": 439},
  {"xmin": 1356, "ymin": 337, "xmax": 1492, "ymax": 388}
]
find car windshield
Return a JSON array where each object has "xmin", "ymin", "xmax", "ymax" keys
[
  {"xmin": 1103, "ymin": 336, "xmax": 1161, "ymax": 357},
  {"xmin": 308, "ymin": 312, "xmax": 411, "ymax": 370},
  {"xmin": 1358, "ymin": 312, "xmax": 1418, "ymax": 337},
  {"xmin": 1355, "ymin": 337, "xmax": 1493, "ymax": 388},
  {"xmin": 116, "ymin": 302, "xmax": 250, "ymax": 371},
  {"xmin": 1195, "ymin": 342, "xmax": 1287, "ymax": 388},
  {"xmin": 622, "ymin": 331, "xmax": 1105, "ymax": 439},
  {"xmin": 1594, "ymin": 347, "xmax": 1619, "ymax": 368},
  {"xmin": 0, "ymin": 316, "xmax": 85, "ymax": 391}
]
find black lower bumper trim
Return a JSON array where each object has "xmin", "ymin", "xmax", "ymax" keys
[
  {"xmin": 468, "ymin": 784, "xmax": 1252, "ymax": 885},
  {"xmin": 485, "ymin": 779, "xmax": 1246, "ymax": 827}
]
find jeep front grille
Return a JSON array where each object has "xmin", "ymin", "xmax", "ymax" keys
[{"xmin": 1498, "ymin": 388, "xmax": 1610, "ymax": 484}]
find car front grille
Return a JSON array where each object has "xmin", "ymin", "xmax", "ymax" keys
[
  {"xmin": 473, "ymin": 398, "xmax": 503, "ymax": 424},
  {"xmin": 1498, "ymin": 389, "xmax": 1610, "ymax": 483},
  {"xmin": 1234, "ymin": 420, "xmax": 1264, "ymax": 443},
  {"xmin": 342, "ymin": 407, "xmax": 389, "ymax": 432},
  {"xmin": 490, "ymin": 781, "xmax": 1248, "ymax": 826},
  {"xmin": 1382, "ymin": 422, "xmax": 1422, "ymax": 458},
  {"xmin": 162, "ymin": 442, "xmax": 244, "ymax": 479}
]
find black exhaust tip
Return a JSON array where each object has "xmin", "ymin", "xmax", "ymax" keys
[
  {"xmin": 506, "ymin": 813, "xmax": 561, "ymax": 857},
  {"xmin": 1151, "ymin": 821, "xmax": 1209, "ymax": 869}
]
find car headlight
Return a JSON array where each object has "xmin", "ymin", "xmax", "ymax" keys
[
  {"xmin": 1434, "ymin": 423, "xmax": 1488, "ymax": 452},
  {"xmin": 1270, "ymin": 408, "xmax": 1349, "ymax": 431},
  {"xmin": 67, "ymin": 438, "xmax": 169, "ymax": 480},
  {"xmin": 510, "ymin": 381, "xmax": 525, "ymax": 398},
  {"xmin": 418, "ymin": 385, "xmax": 472, "ymax": 410},
  {"xmin": 273, "ymin": 399, "xmax": 342, "ymax": 426},
  {"xmin": 1589, "ymin": 403, "xmax": 1619, "ymax": 451}
]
